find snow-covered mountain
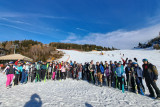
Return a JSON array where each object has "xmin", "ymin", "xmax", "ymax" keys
[{"xmin": 0, "ymin": 49, "xmax": 160, "ymax": 107}]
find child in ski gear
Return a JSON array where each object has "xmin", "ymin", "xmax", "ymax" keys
[{"xmin": 3, "ymin": 61, "xmax": 18, "ymax": 88}]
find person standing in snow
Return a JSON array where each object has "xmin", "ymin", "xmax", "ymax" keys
[
  {"xmin": 96, "ymin": 62, "xmax": 104, "ymax": 87},
  {"xmin": 57, "ymin": 62, "xmax": 62, "ymax": 80},
  {"xmin": 61, "ymin": 62, "xmax": 66, "ymax": 80},
  {"xmin": 133, "ymin": 62, "xmax": 145, "ymax": 92},
  {"xmin": 15, "ymin": 62, "xmax": 23, "ymax": 85},
  {"xmin": 142, "ymin": 59, "xmax": 160, "ymax": 99},
  {"xmin": 104, "ymin": 63, "xmax": 112, "ymax": 86},
  {"xmin": 52, "ymin": 63, "xmax": 57, "ymax": 80},
  {"xmin": 116, "ymin": 62, "xmax": 125, "ymax": 90},
  {"xmin": 72, "ymin": 61, "xmax": 77, "ymax": 79},
  {"xmin": 3, "ymin": 61, "xmax": 18, "ymax": 88},
  {"xmin": 77, "ymin": 63, "xmax": 83, "ymax": 80},
  {"xmin": 88, "ymin": 60, "xmax": 96, "ymax": 83},
  {"xmin": 41, "ymin": 62, "xmax": 47, "ymax": 80}
]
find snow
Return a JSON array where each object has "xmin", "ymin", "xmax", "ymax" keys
[{"xmin": 0, "ymin": 49, "xmax": 160, "ymax": 107}]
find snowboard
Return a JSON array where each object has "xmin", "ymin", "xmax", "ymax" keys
[{"xmin": 122, "ymin": 77, "xmax": 125, "ymax": 93}]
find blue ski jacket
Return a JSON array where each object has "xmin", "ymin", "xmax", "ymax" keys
[{"xmin": 116, "ymin": 65, "xmax": 124, "ymax": 77}]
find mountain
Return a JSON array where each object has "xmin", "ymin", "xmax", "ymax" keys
[{"xmin": 136, "ymin": 32, "xmax": 160, "ymax": 50}]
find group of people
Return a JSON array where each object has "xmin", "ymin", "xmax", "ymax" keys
[{"xmin": 2, "ymin": 58, "xmax": 160, "ymax": 99}]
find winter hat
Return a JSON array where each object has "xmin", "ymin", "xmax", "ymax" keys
[
  {"xmin": 18, "ymin": 61, "xmax": 21, "ymax": 64},
  {"xmin": 142, "ymin": 59, "xmax": 148, "ymax": 62},
  {"xmin": 9, "ymin": 61, "xmax": 14, "ymax": 64},
  {"xmin": 133, "ymin": 62, "xmax": 138, "ymax": 65},
  {"xmin": 25, "ymin": 62, "xmax": 28, "ymax": 64}
]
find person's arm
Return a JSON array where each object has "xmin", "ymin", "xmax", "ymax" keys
[
  {"xmin": 3, "ymin": 66, "xmax": 9, "ymax": 74},
  {"xmin": 121, "ymin": 58, "xmax": 126, "ymax": 66},
  {"xmin": 152, "ymin": 65, "xmax": 158, "ymax": 81}
]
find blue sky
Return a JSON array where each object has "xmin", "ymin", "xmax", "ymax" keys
[{"xmin": 0, "ymin": 0, "xmax": 160, "ymax": 49}]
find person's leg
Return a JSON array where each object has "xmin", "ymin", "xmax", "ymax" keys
[
  {"xmin": 52, "ymin": 72, "xmax": 55, "ymax": 80},
  {"xmin": 6, "ymin": 74, "xmax": 10, "ymax": 87},
  {"xmin": 10, "ymin": 74, "xmax": 14, "ymax": 85},
  {"xmin": 25, "ymin": 71, "xmax": 28, "ymax": 83},
  {"xmin": 14, "ymin": 74, "xmax": 18, "ymax": 85},
  {"xmin": 21, "ymin": 71, "xmax": 25, "ymax": 84},
  {"xmin": 151, "ymin": 81, "xmax": 160, "ymax": 97},
  {"xmin": 145, "ymin": 78, "xmax": 155, "ymax": 96}
]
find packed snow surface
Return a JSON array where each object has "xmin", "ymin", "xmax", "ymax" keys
[{"xmin": 0, "ymin": 49, "xmax": 160, "ymax": 107}]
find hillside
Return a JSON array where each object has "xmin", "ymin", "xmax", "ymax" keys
[
  {"xmin": 137, "ymin": 32, "xmax": 160, "ymax": 49},
  {"xmin": 0, "ymin": 40, "xmax": 117, "ymax": 62},
  {"xmin": 49, "ymin": 42, "xmax": 117, "ymax": 51},
  {"xmin": 0, "ymin": 40, "xmax": 63, "ymax": 62}
]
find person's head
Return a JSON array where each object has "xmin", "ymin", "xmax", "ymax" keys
[
  {"xmin": 127, "ymin": 63, "xmax": 131, "ymax": 67},
  {"xmin": 110, "ymin": 61, "xmax": 112, "ymax": 64},
  {"xmin": 114, "ymin": 61, "xmax": 117, "ymax": 65},
  {"xmin": 74, "ymin": 61, "xmax": 76, "ymax": 64},
  {"xmin": 91, "ymin": 60, "xmax": 93, "ymax": 64},
  {"xmin": 100, "ymin": 61, "xmax": 103, "ymax": 65},
  {"xmin": 128, "ymin": 60, "xmax": 132, "ymax": 64},
  {"xmin": 106, "ymin": 63, "xmax": 109, "ymax": 67},
  {"xmin": 132, "ymin": 62, "xmax": 138, "ymax": 67},
  {"xmin": 118, "ymin": 63, "xmax": 121, "ymax": 67},
  {"xmin": 18, "ymin": 62, "xmax": 21, "ymax": 67},
  {"xmin": 97, "ymin": 62, "xmax": 99, "ymax": 65},
  {"xmin": 142, "ymin": 59, "xmax": 148, "ymax": 64},
  {"xmin": 9, "ymin": 61, "xmax": 14, "ymax": 66}
]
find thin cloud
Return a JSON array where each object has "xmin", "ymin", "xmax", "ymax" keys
[
  {"xmin": 0, "ymin": 23, "xmax": 46, "ymax": 35},
  {"xmin": 76, "ymin": 28, "xmax": 89, "ymax": 32},
  {"xmin": 61, "ymin": 24, "xmax": 160, "ymax": 49}
]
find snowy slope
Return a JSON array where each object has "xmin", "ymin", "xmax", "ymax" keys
[{"xmin": 0, "ymin": 49, "xmax": 160, "ymax": 107}]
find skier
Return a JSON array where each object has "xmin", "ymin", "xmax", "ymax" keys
[
  {"xmin": 125, "ymin": 63, "xmax": 132, "ymax": 90},
  {"xmin": 96, "ymin": 62, "xmax": 104, "ymax": 87},
  {"xmin": 61, "ymin": 63, "xmax": 66, "ymax": 80},
  {"xmin": 88, "ymin": 60, "xmax": 96, "ymax": 83},
  {"xmin": 77, "ymin": 64, "xmax": 83, "ymax": 80},
  {"xmin": 15, "ymin": 62, "xmax": 23, "ymax": 85},
  {"xmin": 142, "ymin": 59, "xmax": 160, "ymax": 99},
  {"xmin": 57, "ymin": 62, "xmax": 62, "ymax": 80},
  {"xmin": 104, "ymin": 63, "xmax": 112, "ymax": 87},
  {"xmin": 72, "ymin": 61, "xmax": 77, "ymax": 79},
  {"xmin": 52, "ymin": 63, "xmax": 56, "ymax": 80},
  {"xmin": 41, "ymin": 62, "xmax": 47, "ymax": 80},
  {"xmin": 116, "ymin": 62, "xmax": 125, "ymax": 90},
  {"xmin": 48, "ymin": 63, "xmax": 53, "ymax": 80},
  {"xmin": 35, "ymin": 62, "xmax": 41, "ymax": 82},
  {"xmin": 3, "ymin": 61, "xmax": 18, "ymax": 88},
  {"xmin": 133, "ymin": 62, "xmax": 145, "ymax": 92},
  {"xmin": 20, "ymin": 62, "xmax": 27, "ymax": 84}
]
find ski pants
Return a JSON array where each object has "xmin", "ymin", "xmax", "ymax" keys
[
  {"xmin": 97, "ymin": 72, "xmax": 103, "ymax": 83},
  {"xmin": 52, "ymin": 72, "xmax": 56, "ymax": 80},
  {"xmin": 14, "ymin": 74, "xmax": 20, "ymax": 85},
  {"xmin": 62, "ymin": 72, "xmax": 66, "ymax": 80},
  {"xmin": 78, "ymin": 72, "xmax": 82, "ymax": 80},
  {"xmin": 145, "ymin": 78, "xmax": 160, "ymax": 97},
  {"xmin": 118, "ymin": 77, "xmax": 122, "ymax": 90},
  {"xmin": 41, "ymin": 69, "xmax": 46, "ymax": 80},
  {"xmin": 6, "ymin": 74, "xmax": 14, "ymax": 87},
  {"xmin": 21, "ymin": 70, "xmax": 28, "ymax": 83}
]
